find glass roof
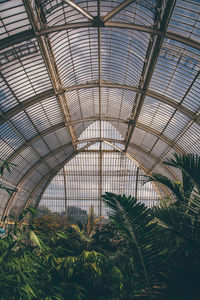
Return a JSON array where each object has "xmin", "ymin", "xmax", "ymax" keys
[
  {"xmin": 0, "ymin": 0, "xmax": 200, "ymax": 220},
  {"xmin": 39, "ymin": 149, "xmax": 160, "ymax": 219}
]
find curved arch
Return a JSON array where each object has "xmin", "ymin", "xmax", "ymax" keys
[
  {"xmin": 2, "ymin": 137, "xmax": 179, "ymax": 220},
  {"xmin": 1, "ymin": 83, "xmax": 199, "ymax": 126},
  {"xmin": 1, "ymin": 22, "xmax": 199, "ymax": 51},
  {"xmin": 20, "ymin": 141, "xmax": 97, "ymax": 215},
  {"xmin": 5, "ymin": 119, "xmax": 184, "ymax": 168},
  {"xmin": 0, "ymin": 89, "xmax": 55, "ymax": 125},
  {"xmin": 2, "ymin": 142, "xmax": 73, "ymax": 220},
  {"xmin": 29, "ymin": 143, "xmax": 170, "ymax": 212},
  {"xmin": 5, "ymin": 122, "xmax": 65, "ymax": 164}
]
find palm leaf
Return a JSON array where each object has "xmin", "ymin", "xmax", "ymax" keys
[
  {"xmin": 144, "ymin": 173, "xmax": 185, "ymax": 204},
  {"xmin": 102, "ymin": 192, "xmax": 163, "ymax": 297},
  {"xmin": 87, "ymin": 206, "xmax": 95, "ymax": 237},
  {"xmin": 87, "ymin": 206, "xmax": 103, "ymax": 238},
  {"xmin": 151, "ymin": 203, "xmax": 200, "ymax": 245},
  {"xmin": 30, "ymin": 230, "xmax": 42, "ymax": 249},
  {"xmin": 163, "ymin": 153, "xmax": 200, "ymax": 192}
]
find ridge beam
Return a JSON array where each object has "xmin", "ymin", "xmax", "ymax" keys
[
  {"xmin": 63, "ymin": 0, "xmax": 94, "ymax": 21},
  {"xmin": 103, "ymin": 0, "xmax": 136, "ymax": 22}
]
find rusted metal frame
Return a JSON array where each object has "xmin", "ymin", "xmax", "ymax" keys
[
  {"xmin": 23, "ymin": 0, "xmax": 77, "ymax": 150},
  {"xmin": 1, "ymin": 142, "xmax": 73, "ymax": 221},
  {"xmin": 124, "ymin": 0, "xmax": 177, "ymax": 152},
  {"xmin": 102, "ymin": 0, "xmax": 136, "ymax": 23}
]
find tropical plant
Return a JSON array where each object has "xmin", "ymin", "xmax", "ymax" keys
[
  {"xmin": 1, "ymin": 157, "xmax": 124, "ymax": 299},
  {"xmin": 145, "ymin": 153, "xmax": 200, "ymax": 205},
  {"xmin": 0, "ymin": 159, "xmax": 17, "ymax": 195},
  {"xmin": 102, "ymin": 192, "xmax": 165, "ymax": 298},
  {"xmin": 145, "ymin": 153, "xmax": 200, "ymax": 299},
  {"xmin": 86, "ymin": 206, "xmax": 102, "ymax": 238}
]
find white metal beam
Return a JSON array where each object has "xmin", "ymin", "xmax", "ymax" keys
[
  {"xmin": 1, "ymin": 22, "xmax": 200, "ymax": 51},
  {"xmin": 103, "ymin": 0, "xmax": 136, "ymax": 22},
  {"xmin": 63, "ymin": 0, "xmax": 94, "ymax": 21},
  {"xmin": 124, "ymin": 0, "xmax": 177, "ymax": 151},
  {"xmin": 2, "ymin": 118, "xmax": 184, "ymax": 170},
  {"xmin": 2, "ymin": 83, "xmax": 200, "ymax": 126}
]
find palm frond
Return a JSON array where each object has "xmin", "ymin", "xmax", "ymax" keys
[
  {"xmin": 151, "ymin": 203, "xmax": 200, "ymax": 244},
  {"xmin": 87, "ymin": 206, "xmax": 102, "ymax": 238},
  {"xmin": 163, "ymin": 153, "xmax": 200, "ymax": 192},
  {"xmin": 144, "ymin": 173, "xmax": 185, "ymax": 203},
  {"xmin": 102, "ymin": 192, "xmax": 163, "ymax": 296},
  {"xmin": 87, "ymin": 206, "xmax": 95, "ymax": 237}
]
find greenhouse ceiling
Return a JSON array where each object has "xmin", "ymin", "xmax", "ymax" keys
[{"xmin": 0, "ymin": 0, "xmax": 200, "ymax": 219}]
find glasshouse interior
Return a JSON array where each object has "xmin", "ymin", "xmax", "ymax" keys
[{"xmin": 0, "ymin": 0, "xmax": 200, "ymax": 299}]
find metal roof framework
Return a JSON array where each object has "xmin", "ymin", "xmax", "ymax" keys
[{"xmin": 0, "ymin": 0, "xmax": 200, "ymax": 219}]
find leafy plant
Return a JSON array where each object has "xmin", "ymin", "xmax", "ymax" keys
[
  {"xmin": 0, "ymin": 159, "xmax": 17, "ymax": 195},
  {"xmin": 86, "ymin": 206, "xmax": 102, "ymax": 238},
  {"xmin": 102, "ymin": 192, "xmax": 164, "ymax": 298},
  {"xmin": 145, "ymin": 153, "xmax": 200, "ymax": 205}
]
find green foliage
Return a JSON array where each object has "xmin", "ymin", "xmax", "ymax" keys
[
  {"xmin": 144, "ymin": 153, "xmax": 200, "ymax": 299},
  {"xmin": 163, "ymin": 153, "xmax": 200, "ymax": 192},
  {"xmin": 0, "ymin": 159, "xmax": 17, "ymax": 195},
  {"xmin": 1, "ymin": 152, "xmax": 200, "ymax": 299},
  {"xmin": 0, "ymin": 208, "xmax": 123, "ymax": 299},
  {"xmin": 145, "ymin": 153, "xmax": 200, "ymax": 205},
  {"xmin": 67, "ymin": 206, "xmax": 88, "ymax": 224},
  {"xmin": 145, "ymin": 173, "xmax": 185, "ymax": 203},
  {"xmin": 86, "ymin": 206, "xmax": 103, "ymax": 238},
  {"xmin": 102, "ymin": 192, "xmax": 164, "ymax": 298}
]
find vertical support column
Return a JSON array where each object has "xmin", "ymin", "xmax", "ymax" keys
[
  {"xmin": 97, "ymin": 0, "xmax": 102, "ymax": 219},
  {"xmin": 98, "ymin": 142, "xmax": 103, "ymax": 217},
  {"xmin": 135, "ymin": 166, "xmax": 139, "ymax": 199},
  {"xmin": 63, "ymin": 166, "xmax": 68, "ymax": 220}
]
